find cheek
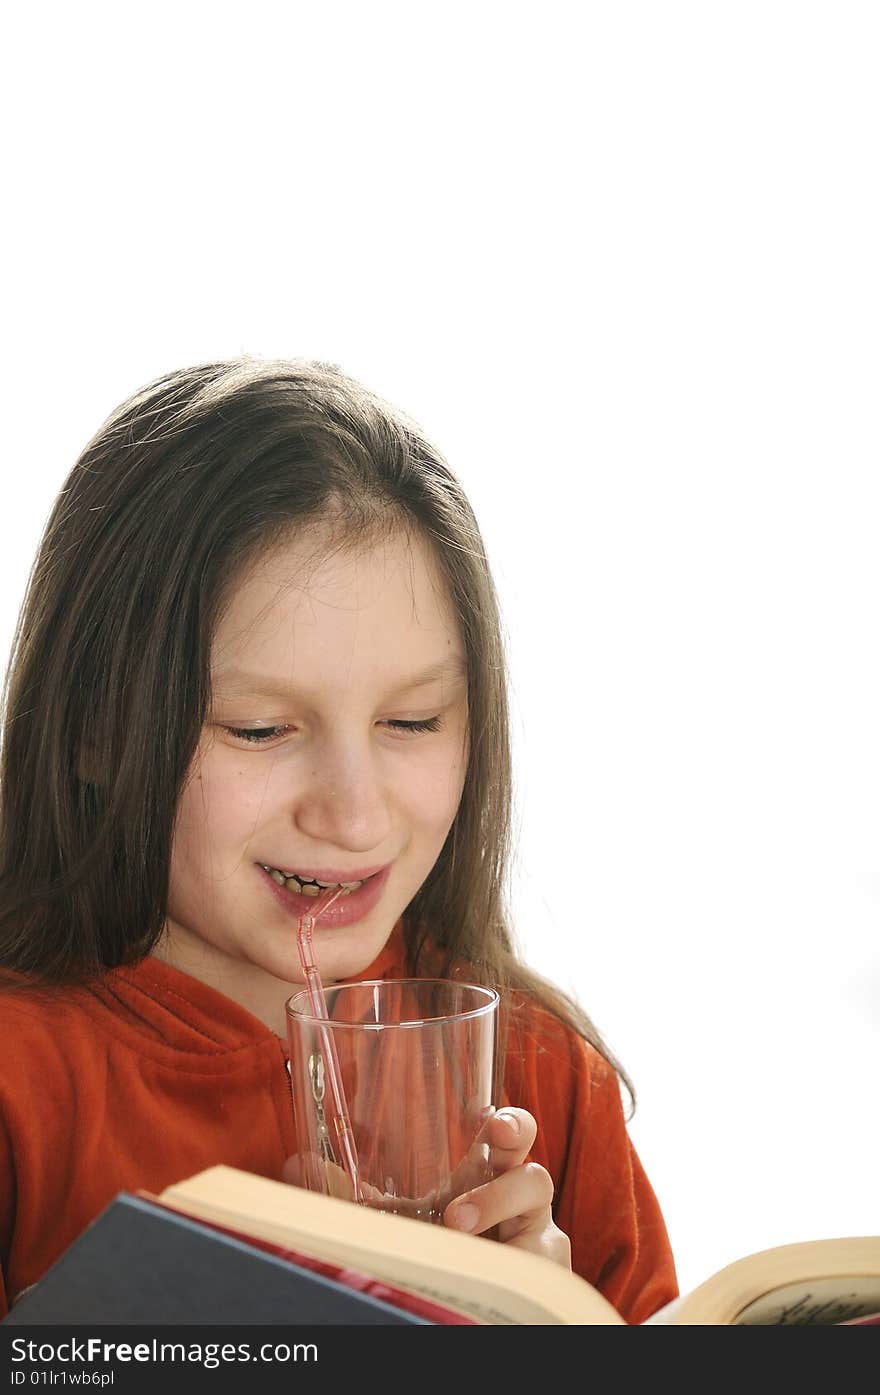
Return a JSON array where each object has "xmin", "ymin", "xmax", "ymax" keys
[
  {"xmin": 171, "ymin": 761, "xmax": 270, "ymax": 871},
  {"xmin": 405, "ymin": 744, "xmax": 467, "ymax": 833},
  {"xmin": 169, "ymin": 778, "xmax": 212, "ymax": 876}
]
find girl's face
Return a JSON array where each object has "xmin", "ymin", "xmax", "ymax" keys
[{"xmin": 162, "ymin": 523, "xmax": 468, "ymax": 1011}]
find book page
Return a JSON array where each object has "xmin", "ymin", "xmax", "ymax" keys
[
  {"xmin": 733, "ymin": 1276, "xmax": 880, "ymax": 1326},
  {"xmin": 647, "ymin": 1238, "xmax": 880, "ymax": 1324}
]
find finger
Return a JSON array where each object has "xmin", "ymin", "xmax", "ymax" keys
[
  {"xmin": 485, "ymin": 1107, "xmax": 537, "ymax": 1174},
  {"xmin": 281, "ymin": 1155, "xmax": 303, "ymax": 1186},
  {"xmin": 445, "ymin": 1159, "xmax": 554, "ymax": 1239},
  {"xmin": 281, "ymin": 1154, "xmax": 359, "ymax": 1201}
]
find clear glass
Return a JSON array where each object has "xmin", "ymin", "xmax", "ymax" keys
[{"xmin": 285, "ymin": 978, "xmax": 499, "ymax": 1223}]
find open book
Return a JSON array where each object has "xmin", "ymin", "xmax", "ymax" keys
[{"xmin": 154, "ymin": 1166, "xmax": 880, "ymax": 1326}]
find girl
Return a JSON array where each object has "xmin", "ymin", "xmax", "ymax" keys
[{"xmin": 0, "ymin": 358, "xmax": 678, "ymax": 1322}]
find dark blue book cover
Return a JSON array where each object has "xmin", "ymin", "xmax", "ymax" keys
[{"xmin": 2, "ymin": 1193, "xmax": 429, "ymax": 1325}]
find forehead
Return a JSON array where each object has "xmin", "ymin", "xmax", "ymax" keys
[{"xmin": 211, "ymin": 525, "xmax": 465, "ymax": 692}]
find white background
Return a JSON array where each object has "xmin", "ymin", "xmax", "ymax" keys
[{"xmin": 2, "ymin": 3, "xmax": 878, "ymax": 1297}]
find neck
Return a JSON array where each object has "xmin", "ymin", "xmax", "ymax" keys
[{"xmin": 150, "ymin": 923, "xmax": 307, "ymax": 1039}]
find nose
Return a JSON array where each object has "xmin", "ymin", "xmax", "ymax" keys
[{"xmin": 292, "ymin": 737, "xmax": 394, "ymax": 855}]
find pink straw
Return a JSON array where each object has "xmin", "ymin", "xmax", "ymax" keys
[{"xmin": 296, "ymin": 888, "xmax": 364, "ymax": 1204}]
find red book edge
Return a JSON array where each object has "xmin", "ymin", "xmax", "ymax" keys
[{"xmin": 137, "ymin": 1192, "xmax": 481, "ymax": 1325}]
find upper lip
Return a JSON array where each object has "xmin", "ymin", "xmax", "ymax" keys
[{"xmin": 259, "ymin": 861, "xmax": 390, "ymax": 883}]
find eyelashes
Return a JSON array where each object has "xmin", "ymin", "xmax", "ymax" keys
[
  {"xmin": 383, "ymin": 717, "xmax": 443, "ymax": 735},
  {"xmin": 223, "ymin": 725, "xmax": 291, "ymax": 744},
  {"xmin": 222, "ymin": 716, "xmax": 444, "ymax": 744}
]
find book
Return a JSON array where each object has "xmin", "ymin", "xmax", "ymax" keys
[
  {"xmin": 153, "ymin": 1166, "xmax": 880, "ymax": 1326},
  {"xmin": 5, "ymin": 1165, "xmax": 879, "ymax": 1327},
  {"xmin": 1, "ymin": 1193, "xmax": 439, "ymax": 1326},
  {"xmin": 139, "ymin": 1195, "xmax": 477, "ymax": 1325},
  {"xmin": 645, "ymin": 1242, "xmax": 880, "ymax": 1326}
]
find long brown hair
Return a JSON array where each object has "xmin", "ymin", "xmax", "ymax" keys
[{"xmin": 0, "ymin": 357, "xmax": 635, "ymax": 1109}]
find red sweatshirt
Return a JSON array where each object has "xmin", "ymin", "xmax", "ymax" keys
[{"xmin": 0, "ymin": 930, "xmax": 678, "ymax": 1322}]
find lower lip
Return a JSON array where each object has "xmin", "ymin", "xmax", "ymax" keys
[{"xmin": 258, "ymin": 863, "xmax": 392, "ymax": 928}]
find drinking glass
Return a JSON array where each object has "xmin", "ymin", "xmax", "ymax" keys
[{"xmin": 286, "ymin": 978, "xmax": 499, "ymax": 1223}]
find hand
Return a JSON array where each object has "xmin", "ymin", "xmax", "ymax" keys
[
  {"xmin": 444, "ymin": 1107, "xmax": 572, "ymax": 1269},
  {"xmin": 281, "ymin": 1106, "xmax": 572, "ymax": 1270}
]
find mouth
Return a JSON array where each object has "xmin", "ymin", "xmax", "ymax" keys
[
  {"xmin": 257, "ymin": 861, "xmax": 392, "ymax": 927},
  {"xmin": 259, "ymin": 865, "xmax": 368, "ymax": 897}
]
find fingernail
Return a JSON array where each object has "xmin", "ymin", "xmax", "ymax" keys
[
  {"xmin": 451, "ymin": 1202, "xmax": 479, "ymax": 1232},
  {"xmin": 497, "ymin": 1110, "xmax": 519, "ymax": 1134}
]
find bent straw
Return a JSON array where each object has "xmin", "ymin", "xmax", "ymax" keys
[{"xmin": 296, "ymin": 888, "xmax": 364, "ymax": 1203}]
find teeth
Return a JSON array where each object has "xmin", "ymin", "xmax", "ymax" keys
[{"xmin": 261, "ymin": 864, "xmax": 365, "ymax": 896}]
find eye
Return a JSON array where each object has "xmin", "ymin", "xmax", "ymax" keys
[
  {"xmin": 382, "ymin": 716, "xmax": 443, "ymax": 735},
  {"xmin": 222, "ymin": 725, "xmax": 291, "ymax": 744}
]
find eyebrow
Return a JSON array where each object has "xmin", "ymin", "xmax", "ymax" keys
[{"xmin": 212, "ymin": 655, "xmax": 468, "ymax": 702}]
